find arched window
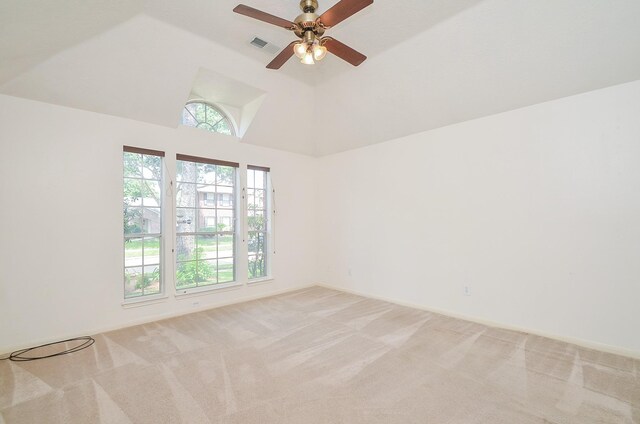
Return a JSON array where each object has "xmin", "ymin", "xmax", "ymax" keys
[{"xmin": 181, "ymin": 102, "xmax": 235, "ymax": 136}]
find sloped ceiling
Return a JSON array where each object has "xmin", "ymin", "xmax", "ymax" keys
[{"xmin": 1, "ymin": 0, "xmax": 640, "ymax": 156}]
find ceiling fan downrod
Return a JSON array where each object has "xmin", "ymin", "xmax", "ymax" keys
[{"xmin": 300, "ymin": 0, "xmax": 318, "ymax": 13}]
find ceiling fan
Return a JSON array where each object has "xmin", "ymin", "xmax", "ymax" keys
[{"xmin": 233, "ymin": 0, "xmax": 373, "ymax": 69}]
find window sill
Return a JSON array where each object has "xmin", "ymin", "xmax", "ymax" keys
[
  {"xmin": 122, "ymin": 294, "xmax": 169, "ymax": 308},
  {"xmin": 174, "ymin": 282, "xmax": 242, "ymax": 298},
  {"xmin": 247, "ymin": 277, "xmax": 274, "ymax": 286}
]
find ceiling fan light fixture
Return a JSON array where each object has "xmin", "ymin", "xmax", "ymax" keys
[
  {"xmin": 301, "ymin": 51, "xmax": 315, "ymax": 65},
  {"xmin": 293, "ymin": 42, "xmax": 308, "ymax": 59},
  {"xmin": 312, "ymin": 43, "xmax": 327, "ymax": 61}
]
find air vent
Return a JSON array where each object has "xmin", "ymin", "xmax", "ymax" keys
[
  {"xmin": 249, "ymin": 36, "xmax": 281, "ymax": 54},
  {"xmin": 250, "ymin": 37, "xmax": 268, "ymax": 48}
]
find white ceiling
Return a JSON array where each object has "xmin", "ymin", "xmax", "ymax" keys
[{"xmin": 1, "ymin": 0, "xmax": 640, "ymax": 156}]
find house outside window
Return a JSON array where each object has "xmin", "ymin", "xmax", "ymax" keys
[
  {"xmin": 203, "ymin": 192, "xmax": 215, "ymax": 206},
  {"xmin": 218, "ymin": 193, "xmax": 233, "ymax": 207}
]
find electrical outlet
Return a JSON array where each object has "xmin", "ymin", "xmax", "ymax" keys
[
  {"xmin": 348, "ymin": 268, "xmax": 352, "ymax": 277},
  {"xmin": 192, "ymin": 301, "xmax": 200, "ymax": 307},
  {"xmin": 463, "ymin": 286, "xmax": 471, "ymax": 296}
]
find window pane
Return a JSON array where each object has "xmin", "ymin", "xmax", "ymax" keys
[
  {"xmin": 142, "ymin": 155, "xmax": 161, "ymax": 180},
  {"xmin": 202, "ymin": 192, "xmax": 215, "ymax": 207},
  {"xmin": 124, "ymin": 207, "xmax": 143, "ymax": 235},
  {"xmin": 142, "ymin": 265, "xmax": 161, "ymax": 295},
  {"xmin": 248, "ymin": 255, "xmax": 265, "ymax": 280},
  {"xmin": 205, "ymin": 105, "xmax": 223, "ymax": 124},
  {"xmin": 247, "ymin": 188, "xmax": 255, "ymax": 209},
  {"xmin": 125, "ymin": 238, "xmax": 143, "ymax": 267},
  {"xmin": 199, "ymin": 260, "xmax": 218, "ymax": 285},
  {"xmin": 123, "ymin": 153, "xmax": 142, "ymax": 177},
  {"xmin": 217, "ymin": 188, "xmax": 234, "ymax": 208},
  {"xmin": 247, "ymin": 170, "xmax": 255, "ymax": 189},
  {"xmin": 216, "ymin": 193, "xmax": 233, "ymax": 208},
  {"xmin": 248, "ymin": 210, "xmax": 265, "ymax": 231},
  {"xmin": 124, "ymin": 267, "xmax": 143, "ymax": 298},
  {"xmin": 182, "ymin": 108, "xmax": 197, "ymax": 127},
  {"xmin": 216, "ymin": 209, "xmax": 233, "ymax": 232},
  {"xmin": 254, "ymin": 189, "xmax": 265, "ymax": 209},
  {"xmin": 217, "ymin": 166, "xmax": 234, "ymax": 186},
  {"xmin": 197, "ymin": 234, "xmax": 217, "ymax": 260},
  {"xmin": 184, "ymin": 103, "xmax": 199, "ymax": 120},
  {"xmin": 176, "ymin": 182, "xmax": 197, "ymax": 207},
  {"xmin": 198, "ymin": 209, "xmax": 216, "ymax": 233},
  {"xmin": 254, "ymin": 170, "xmax": 265, "ymax": 189},
  {"xmin": 143, "ymin": 237, "xmax": 160, "ymax": 265},
  {"xmin": 124, "ymin": 178, "xmax": 143, "ymax": 206},
  {"xmin": 199, "ymin": 209, "xmax": 216, "ymax": 232},
  {"xmin": 198, "ymin": 189, "xmax": 215, "ymax": 208},
  {"xmin": 176, "ymin": 235, "xmax": 196, "ymax": 261},
  {"xmin": 193, "ymin": 102, "xmax": 206, "ymax": 123},
  {"xmin": 142, "ymin": 180, "xmax": 161, "ymax": 206},
  {"xmin": 218, "ymin": 234, "xmax": 234, "ymax": 258},
  {"xmin": 218, "ymin": 258, "xmax": 234, "ymax": 283},
  {"xmin": 176, "ymin": 208, "xmax": 196, "ymax": 232},
  {"xmin": 143, "ymin": 208, "xmax": 161, "ymax": 234},
  {"xmin": 248, "ymin": 232, "xmax": 265, "ymax": 255},
  {"xmin": 212, "ymin": 120, "xmax": 232, "ymax": 136},
  {"xmin": 176, "ymin": 262, "xmax": 198, "ymax": 289},
  {"xmin": 197, "ymin": 163, "xmax": 216, "ymax": 184},
  {"xmin": 176, "ymin": 161, "xmax": 197, "ymax": 183}
]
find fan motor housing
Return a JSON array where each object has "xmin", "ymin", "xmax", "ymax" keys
[{"xmin": 294, "ymin": 12, "xmax": 324, "ymax": 37}]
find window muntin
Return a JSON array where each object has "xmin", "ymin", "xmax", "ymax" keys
[
  {"xmin": 123, "ymin": 147, "xmax": 164, "ymax": 299},
  {"xmin": 176, "ymin": 156, "xmax": 238, "ymax": 290},
  {"xmin": 181, "ymin": 102, "xmax": 235, "ymax": 136},
  {"xmin": 247, "ymin": 166, "xmax": 270, "ymax": 280}
]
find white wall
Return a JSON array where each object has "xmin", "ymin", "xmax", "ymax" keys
[
  {"xmin": 3, "ymin": 80, "xmax": 640, "ymax": 357},
  {"xmin": 0, "ymin": 94, "xmax": 318, "ymax": 353},
  {"xmin": 317, "ymin": 80, "xmax": 640, "ymax": 355}
]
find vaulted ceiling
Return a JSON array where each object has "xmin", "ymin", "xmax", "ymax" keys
[{"xmin": 2, "ymin": 0, "xmax": 640, "ymax": 156}]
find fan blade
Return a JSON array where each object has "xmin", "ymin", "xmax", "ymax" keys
[
  {"xmin": 323, "ymin": 37, "xmax": 367, "ymax": 66},
  {"xmin": 233, "ymin": 4, "xmax": 295, "ymax": 29},
  {"xmin": 266, "ymin": 42, "xmax": 297, "ymax": 69},
  {"xmin": 317, "ymin": 0, "xmax": 373, "ymax": 28}
]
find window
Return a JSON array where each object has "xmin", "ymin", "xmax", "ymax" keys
[
  {"xmin": 247, "ymin": 166, "xmax": 270, "ymax": 280},
  {"xmin": 176, "ymin": 154, "xmax": 238, "ymax": 291},
  {"xmin": 203, "ymin": 192, "xmax": 215, "ymax": 206},
  {"xmin": 181, "ymin": 102, "xmax": 235, "ymax": 136},
  {"xmin": 122, "ymin": 150, "xmax": 272, "ymax": 300},
  {"xmin": 123, "ymin": 146, "xmax": 164, "ymax": 300},
  {"xmin": 218, "ymin": 193, "xmax": 232, "ymax": 207}
]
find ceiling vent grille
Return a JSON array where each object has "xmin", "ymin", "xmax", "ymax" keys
[
  {"xmin": 250, "ymin": 37, "xmax": 268, "ymax": 48},
  {"xmin": 249, "ymin": 37, "xmax": 281, "ymax": 54}
]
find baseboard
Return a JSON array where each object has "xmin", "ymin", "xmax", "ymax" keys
[
  {"xmin": 315, "ymin": 282, "xmax": 640, "ymax": 360},
  {"xmin": 6, "ymin": 283, "xmax": 636, "ymax": 360},
  {"xmin": 0, "ymin": 283, "xmax": 318, "ymax": 356}
]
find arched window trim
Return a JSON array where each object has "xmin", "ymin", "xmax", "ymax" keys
[{"xmin": 182, "ymin": 101, "xmax": 237, "ymax": 137}]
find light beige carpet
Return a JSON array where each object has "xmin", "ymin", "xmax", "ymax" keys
[{"xmin": 1, "ymin": 286, "xmax": 638, "ymax": 423}]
